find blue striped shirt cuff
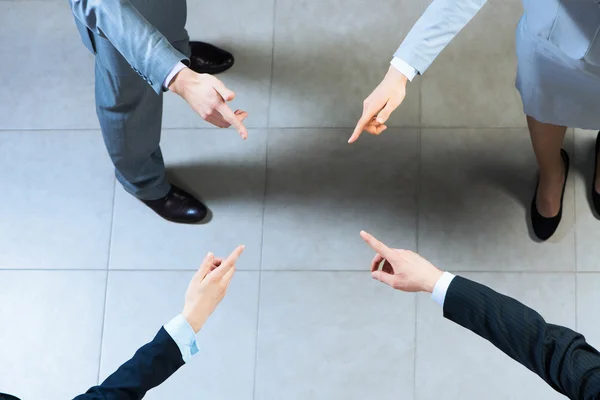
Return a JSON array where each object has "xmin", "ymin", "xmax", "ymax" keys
[{"xmin": 164, "ymin": 314, "xmax": 199, "ymax": 363}]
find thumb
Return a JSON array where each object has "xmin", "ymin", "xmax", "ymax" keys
[
  {"xmin": 371, "ymin": 270, "xmax": 398, "ymax": 288},
  {"xmin": 212, "ymin": 80, "xmax": 235, "ymax": 101},
  {"xmin": 375, "ymin": 97, "xmax": 401, "ymax": 124}
]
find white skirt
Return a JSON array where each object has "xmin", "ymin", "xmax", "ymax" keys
[{"xmin": 516, "ymin": 16, "xmax": 600, "ymax": 130}]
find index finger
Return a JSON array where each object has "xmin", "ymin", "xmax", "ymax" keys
[
  {"xmin": 213, "ymin": 245, "xmax": 245, "ymax": 278},
  {"xmin": 360, "ymin": 231, "xmax": 394, "ymax": 259},
  {"xmin": 348, "ymin": 114, "xmax": 371, "ymax": 144},
  {"xmin": 218, "ymin": 103, "xmax": 248, "ymax": 140}
]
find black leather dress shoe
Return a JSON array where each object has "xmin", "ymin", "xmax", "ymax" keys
[
  {"xmin": 592, "ymin": 132, "xmax": 600, "ymax": 216},
  {"xmin": 531, "ymin": 149, "xmax": 569, "ymax": 241},
  {"xmin": 142, "ymin": 185, "xmax": 208, "ymax": 224},
  {"xmin": 0, "ymin": 393, "xmax": 21, "ymax": 400},
  {"xmin": 189, "ymin": 41, "xmax": 234, "ymax": 75}
]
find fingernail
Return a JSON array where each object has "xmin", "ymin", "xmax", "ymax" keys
[{"xmin": 207, "ymin": 252, "xmax": 213, "ymax": 259}]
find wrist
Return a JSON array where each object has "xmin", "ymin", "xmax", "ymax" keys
[
  {"xmin": 181, "ymin": 310, "xmax": 205, "ymax": 333},
  {"xmin": 168, "ymin": 67, "xmax": 194, "ymax": 95},
  {"xmin": 423, "ymin": 269, "xmax": 444, "ymax": 294},
  {"xmin": 386, "ymin": 65, "xmax": 409, "ymax": 86}
]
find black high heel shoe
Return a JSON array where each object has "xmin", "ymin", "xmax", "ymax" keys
[
  {"xmin": 592, "ymin": 132, "xmax": 600, "ymax": 216},
  {"xmin": 531, "ymin": 149, "xmax": 570, "ymax": 241}
]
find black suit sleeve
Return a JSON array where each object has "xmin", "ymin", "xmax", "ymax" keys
[
  {"xmin": 73, "ymin": 327, "xmax": 185, "ymax": 400},
  {"xmin": 443, "ymin": 276, "xmax": 600, "ymax": 400}
]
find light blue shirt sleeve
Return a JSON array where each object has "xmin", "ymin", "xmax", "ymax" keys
[
  {"xmin": 394, "ymin": 0, "xmax": 488, "ymax": 75},
  {"xmin": 431, "ymin": 272, "xmax": 456, "ymax": 308},
  {"xmin": 163, "ymin": 314, "xmax": 199, "ymax": 363}
]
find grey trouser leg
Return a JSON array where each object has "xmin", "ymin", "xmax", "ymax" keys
[
  {"xmin": 89, "ymin": 0, "xmax": 191, "ymax": 200},
  {"xmin": 94, "ymin": 53, "xmax": 169, "ymax": 200}
]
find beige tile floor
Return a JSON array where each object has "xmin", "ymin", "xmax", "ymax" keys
[{"xmin": 1, "ymin": 1, "xmax": 598, "ymax": 399}]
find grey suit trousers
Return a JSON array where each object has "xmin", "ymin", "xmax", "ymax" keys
[{"xmin": 84, "ymin": 0, "xmax": 190, "ymax": 200}]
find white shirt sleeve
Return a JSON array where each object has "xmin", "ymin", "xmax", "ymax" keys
[
  {"xmin": 163, "ymin": 62, "xmax": 187, "ymax": 90},
  {"xmin": 163, "ymin": 313, "xmax": 199, "ymax": 363},
  {"xmin": 431, "ymin": 272, "xmax": 456, "ymax": 308},
  {"xmin": 390, "ymin": 57, "xmax": 419, "ymax": 82}
]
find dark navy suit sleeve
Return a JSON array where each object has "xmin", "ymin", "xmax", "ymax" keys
[
  {"xmin": 444, "ymin": 276, "xmax": 600, "ymax": 400},
  {"xmin": 73, "ymin": 327, "xmax": 184, "ymax": 400}
]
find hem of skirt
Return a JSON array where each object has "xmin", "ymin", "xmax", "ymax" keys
[{"xmin": 521, "ymin": 105, "xmax": 600, "ymax": 130}]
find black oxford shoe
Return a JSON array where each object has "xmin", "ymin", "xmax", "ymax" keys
[
  {"xmin": 189, "ymin": 41, "xmax": 234, "ymax": 75},
  {"xmin": 0, "ymin": 394, "xmax": 21, "ymax": 400},
  {"xmin": 142, "ymin": 185, "xmax": 208, "ymax": 224}
]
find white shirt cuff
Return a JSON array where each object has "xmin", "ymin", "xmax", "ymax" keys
[
  {"xmin": 163, "ymin": 62, "xmax": 187, "ymax": 90},
  {"xmin": 163, "ymin": 314, "xmax": 199, "ymax": 363},
  {"xmin": 390, "ymin": 57, "xmax": 418, "ymax": 82},
  {"xmin": 431, "ymin": 272, "xmax": 456, "ymax": 308}
]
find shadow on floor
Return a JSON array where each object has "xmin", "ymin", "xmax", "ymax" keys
[{"xmin": 163, "ymin": 131, "xmax": 555, "ymax": 243}]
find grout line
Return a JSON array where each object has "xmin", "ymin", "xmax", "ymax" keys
[
  {"xmin": 251, "ymin": 119, "xmax": 269, "ymax": 400},
  {"xmin": 253, "ymin": 1, "xmax": 276, "ymax": 397},
  {"xmin": 575, "ymin": 266, "xmax": 579, "ymax": 330},
  {"xmin": 415, "ymin": 128, "xmax": 421, "ymax": 253},
  {"xmin": 96, "ymin": 177, "xmax": 117, "ymax": 384},
  {"xmin": 413, "ymin": 294, "xmax": 419, "ymax": 400},
  {"xmin": 418, "ymin": 72, "xmax": 423, "ymax": 129},
  {"xmin": 412, "ymin": 126, "xmax": 422, "ymax": 399},
  {"xmin": 265, "ymin": 0, "xmax": 277, "ymax": 132},
  {"xmin": 251, "ymin": 160, "xmax": 267, "ymax": 399},
  {"xmin": 0, "ymin": 268, "xmax": 591, "ymax": 273}
]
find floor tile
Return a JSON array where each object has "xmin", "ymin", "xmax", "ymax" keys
[
  {"xmin": 269, "ymin": 0, "xmax": 425, "ymax": 128},
  {"xmin": 100, "ymin": 270, "xmax": 259, "ymax": 400},
  {"xmin": 162, "ymin": 0, "xmax": 274, "ymax": 129},
  {"xmin": 421, "ymin": 0, "xmax": 525, "ymax": 127},
  {"xmin": 576, "ymin": 273, "xmax": 600, "ymax": 350},
  {"xmin": 109, "ymin": 129, "xmax": 266, "ymax": 270},
  {"xmin": 0, "ymin": 131, "xmax": 114, "ymax": 269},
  {"xmin": 255, "ymin": 271, "xmax": 415, "ymax": 400},
  {"xmin": 262, "ymin": 129, "xmax": 418, "ymax": 270},
  {"xmin": 419, "ymin": 128, "xmax": 575, "ymax": 272},
  {"xmin": 0, "ymin": 270, "xmax": 106, "ymax": 400},
  {"xmin": 415, "ymin": 272, "xmax": 575, "ymax": 400},
  {"xmin": 574, "ymin": 129, "xmax": 600, "ymax": 271},
  {"xmin": 0, "ymin": 1, "xmax": 98, "ymax": 130}
]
